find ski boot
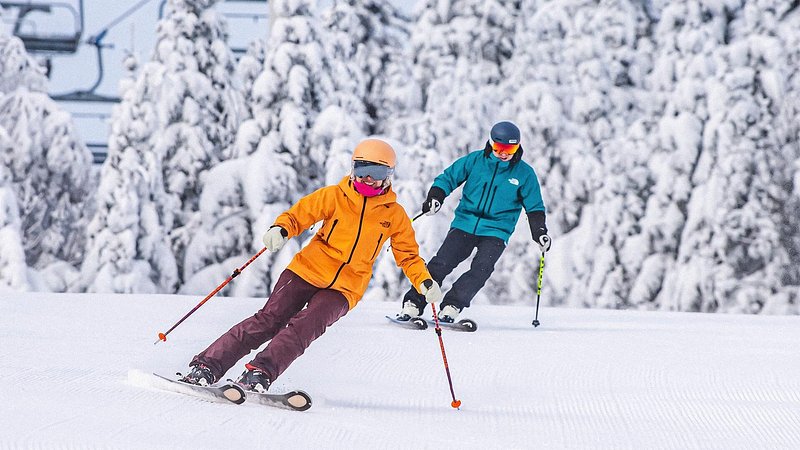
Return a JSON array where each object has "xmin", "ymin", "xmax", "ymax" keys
[
  {"xmin": 396, "ymin": 301, "xmax": 422, "ymax": 321},
  {"xmin": 180, "ymin": 363, "xmax": 216, "ymax": 386},
  {"xmin": 438, "ymin": 305, "xmax": 461, "ymax": 323},
  {"xmin": 236, "ymin": 364, "xmax": 272, "ymax": 393}
]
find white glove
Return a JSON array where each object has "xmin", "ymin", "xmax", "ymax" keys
[
  {"xmin": 262, "ymin": 226, "xmax": 288, "ymax": 252},
  {"xmin": 537, "ymin": 234, "xmax": 551, "ymax": 253},
  {"xmin": 418, "ymin": 279, "xmax": 443, "ymax": 304}
]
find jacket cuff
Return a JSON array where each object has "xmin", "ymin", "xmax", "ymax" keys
[
  {"xmin": 526, "ymin": 211, "xmax": 547, "ymax": 240},
  {"xmin": 427, "ymin": 186, "xmax": 446, "ymax": 203},
  {"xmin": 270, "ymin": 225, "xmax": 289, "ymax": 238}
]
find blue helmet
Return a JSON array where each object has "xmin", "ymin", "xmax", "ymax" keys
[{"xmin": 490, "ymin": 121, "xmax": 521, "ymax": 145}]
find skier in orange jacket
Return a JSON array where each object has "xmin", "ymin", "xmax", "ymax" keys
[{"xmin": 181, "ymin": 139, "xmax": 442, "ymax": 393}]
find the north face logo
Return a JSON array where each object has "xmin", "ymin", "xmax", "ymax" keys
[
  {"xmin": 380, "ymin": 221, "xmax": 391, "ymax": 228},
  {"xmin": 508, "ymin": 178, "xmax": 519, "ymax": 186}
]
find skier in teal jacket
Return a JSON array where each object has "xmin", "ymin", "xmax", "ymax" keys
[{"xmin": 397, "ymin": 121, "xmax": 551, "ymax": 323}]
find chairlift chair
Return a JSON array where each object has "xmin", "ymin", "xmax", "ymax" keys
[{"xmin": 1, "ymin": 0, "xmax": 84, "ymax": 54}]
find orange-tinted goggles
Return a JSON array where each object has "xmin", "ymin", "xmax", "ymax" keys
[{"xmin": 490, "ymin": 139, "xmax": 520, "ymax": 155}]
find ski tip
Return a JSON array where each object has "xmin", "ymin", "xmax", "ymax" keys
[
  {"xmin": 410, "ymin": 318, "xmax": 428, "ymax": 330},
  {"xmin": 457, "ymin": 319, "xmax": 477, "ymax": 332}
]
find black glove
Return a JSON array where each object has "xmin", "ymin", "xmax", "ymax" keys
[
  {"xmin": 527, "ymin": 211, "xmax": 551, "ymax": 252},
  {"xmin": 422, "ymin": 187, "xmax": 445, "ymax": 216}
]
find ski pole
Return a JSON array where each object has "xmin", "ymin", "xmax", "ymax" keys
[
  {"xmin": 154, "ymin": 247, "xmax": 268, "ymax": 344},
  {"xmin": 430, "ymin": 303, "xmax": 462, "ymax": 409},
  {"xmin": 532, "ymin": 252, "xmax": 545, "ymax": 327}
]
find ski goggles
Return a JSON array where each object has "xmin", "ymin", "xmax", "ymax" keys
[
  {"xmin": 353, "ymin": 161, "xmax": 394, "ymax": 181},
  {"xmin": 490, "ymin": 139, "xmax": 520, "ymax": 155}
]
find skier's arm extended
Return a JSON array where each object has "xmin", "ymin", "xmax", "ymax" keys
[
  {"xmin": 273, "ymin": 187, "xmax": 335, "ymax": 238},
  {"xmin": 390, "ymin": 211, "xmax": 432, "ymax": 292},
  {"xmin": 519, "ymin": 169, "xmax": 550, "ymax": 251},
  {"xmin": 421, "ymin": 152, "xmax": 477, "ymax": 215},
  {"xmin": 519, "ymin": 169, "xmax": 545, "ymax": 214},
  {"xmin": 430, "ymin": 152, "xmax": 475, "ymax": 197}
]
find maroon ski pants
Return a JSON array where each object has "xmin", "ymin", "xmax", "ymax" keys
[{"xmin": 191, "ymin": 269, "xmax": 349, "ymax": 382}]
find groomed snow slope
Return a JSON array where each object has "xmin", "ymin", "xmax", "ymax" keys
[{"xmin": 1, "ymin": 292, "xmax": 799, "ymax": 449}]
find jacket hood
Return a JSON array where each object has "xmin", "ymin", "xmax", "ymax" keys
[
  {"xmin": 337, "ymin": 176, "xmax": 397, "ymax": 205},
  {"xmin": 483, "ymin": 140, "xmax": 524, "ymax": 167}
]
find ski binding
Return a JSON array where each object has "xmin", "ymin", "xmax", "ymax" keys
[{"xmin": 152, "ymin": 373, "xmax": 246, "ymax": 404}]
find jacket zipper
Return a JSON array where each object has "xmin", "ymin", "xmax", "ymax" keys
[
  {"xmin": 370, "ymin": 233, "xmax": 383, "ymax": 260},
  {"xmin": 325, "ymin": 197, "xmax": 367, "ymax": 289},
  {"xmin": 326, "ymin": 219, "xmax": 339, "ymax": 243},
  {"xmin": 473, "ymin": 162, "xmax": 500, "ymax": 234}
]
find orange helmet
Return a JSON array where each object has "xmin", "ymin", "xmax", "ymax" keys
[{"xmin": 352, "ymin": 139, "xmax": 396, "ymax": 168}]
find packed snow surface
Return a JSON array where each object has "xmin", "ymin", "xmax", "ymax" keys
[{"xmin": 2, "ymin": 292, "xmax": 799, "ymax": 449}]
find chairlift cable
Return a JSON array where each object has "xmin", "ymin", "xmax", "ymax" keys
[{"xmin": 90, "ymin": 0, "xmax": 153, "ymax": 41}]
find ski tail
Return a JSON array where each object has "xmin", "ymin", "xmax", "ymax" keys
[{"xmin": 147, "ymin": 372, "xmax": 246, "ymax": 404}]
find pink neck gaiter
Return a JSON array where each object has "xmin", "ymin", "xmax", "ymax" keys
[{"xmin": 353, "ymin": 180, "xmax": 385, "ymax": 197}]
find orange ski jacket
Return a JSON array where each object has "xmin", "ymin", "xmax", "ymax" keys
[{"xmin": 273, "ymin": 176, "xmax": 431, "ymax": 309}]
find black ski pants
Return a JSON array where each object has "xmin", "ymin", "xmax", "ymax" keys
[{"xmin": 403, "ymin": 228, "xmax": 505, "ymax": 311}]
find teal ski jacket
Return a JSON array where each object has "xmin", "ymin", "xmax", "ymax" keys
[{"xmin": 431, "ymin": 146, "xmax": 545, "ymax": 243}]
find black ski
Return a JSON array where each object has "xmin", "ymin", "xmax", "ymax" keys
[
  {"xmin": 151, "ymin": 373, "xmax": 246, "ymax": 404},
  {"xmin": 427, "ymin": 318, "xmax": 478, "ymax": 332},
  {"xmin": 385, "ymin": 314, "xmax": 428, "ymax": 330}
]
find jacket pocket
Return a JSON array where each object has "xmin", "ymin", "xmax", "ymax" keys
[
  {"xmin": 326, "ymin": 219, "xmax": 339, "ymax": 243},
  {"xmin": 370, "ymin": 233, "xmax": 383, "ymax": 260},
  {"xmin": 485, "ymin": 185, "xmax": 499, "ymax": 215},
  {"xmin": 475, "ymin": 183, "xmax": 488, "ymax": 213}
]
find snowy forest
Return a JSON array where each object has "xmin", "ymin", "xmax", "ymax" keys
[{"xmin": 1, "ymin": 0, "xmax": 799, "ymax": 315}]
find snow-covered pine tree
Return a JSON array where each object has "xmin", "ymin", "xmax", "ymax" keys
[
  {"xmin": 488, "ymin": 0, "xmax": 650, "ymax": 307},
  {"xmin": 255, "ymin": 0, "xmax": 337, "ymax": 192},
  {"xmin": 777, "ymin": 3, "xmax": 800, "ymax": 314},
  {"xmin": 83, "ymin": 0, "xmax": 244, "ymax": 293},
  {"xmin": 373, "ymin": 0, "xmax": 523, "ymax": 306},
  {"xmin": 626, "ymin": 1, "xmax": 746, "ymax": 312},
  {"xmin": 0, "ymin": 35, "xmax": 47, "ymax": 93},
  {"xmin": 0, "ymin": 133, "xmax": 29, "ymax": 291},
  {"xmin": 182, "ymin": 0, "xmax": 337, "ymax": 296},
  {"xmin": 235, "ymin": 39, "xmax": 268, "ymax": 126},
  {"xmin": 322, "ymin": 0, "xmax": 411, "ymax": 135},
  {"xmin": 80, "ymin": 55, "xmax": 178, "ymax": 293},
  {"xmin": 151, "ymin": 0, "xmax": 245, "ymax": 284},
  {"xmin": 0, "ymin": 35, "xmax": 93, "ymax": 292},
  {"xmin": 0, "ymin": 36, "xmax": 38, "ymax": 292},
  {"xmin": 660, "ymin": 1, "xmax": 800, "ymax": 314},
  {"xmin": 411, "ymin": 0, "xmax": 520, "ymax": 155}
]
